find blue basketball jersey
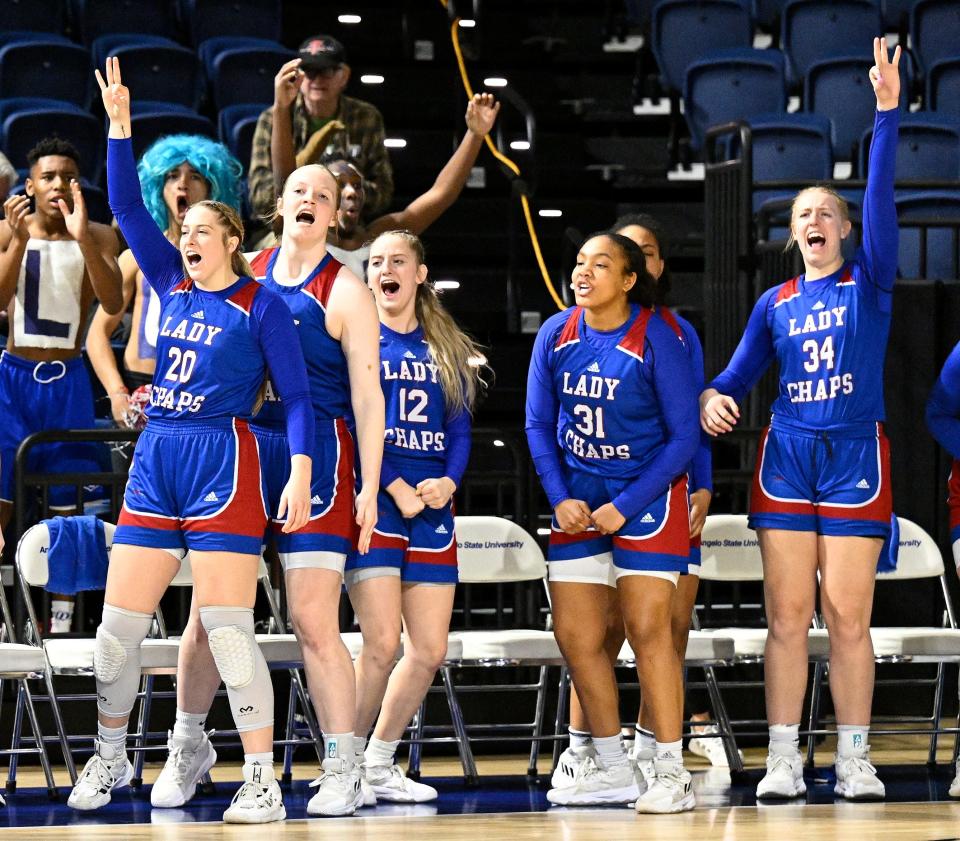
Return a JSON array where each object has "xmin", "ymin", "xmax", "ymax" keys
[
  {"xmin": 380, "ymin": 323, "xmax": 449, "ymax": 473},
  {"xmin": 248, "ymin": 246, "xmax": 351, "ymax": 428}
]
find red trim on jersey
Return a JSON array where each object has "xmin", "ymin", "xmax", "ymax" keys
[
  {"xmin": 657, "ymin": 306, "xmax": 684, "ymax": 342},
  {"xmin": 549, "ymin": 527, "xmax": 602, "ymax": 546},
  {"xmin": 818, "ymin": 425, "xmax": 892, "ymax": 521},
  {"xmin": 554, "ymin": 307, "xmax": 582, "ymax": 350},
  {"xmin": 304, "ymin": 254, "xmax": 344, "ymax": 308},
  {"xmin": 618, "ymin": 306, "xmax": 654, "ymax": 357},
  {"xmin": 949, "ymin": 460, "xmax": 960, "ymax": 532},
  {"xmin": 227, "ymin": 279, "xmax": 260, "ymax": 315},
  {"xmin": 182, "ymin": 419, "xmax": 267, "ymax": 540},
  {"xmin": 369, "ymin": 531, "xmax": 409, "ymax": 551},
  {"xmin": 117, "ymin": 507, "xmax": 180, "ymax": 530},
  {"xmin": 248, "ymin": 247, "xmax": 277, "ymax": 279},
  {"xmin": 749, "ymin": 426, "xmax": 816, "ymax": 517},
  {"xmin": 171, "ymin": 278, "xmax": 193, "ymax": 293},
  {"xmin": 613, "ymin": 475, "xmax": 690, "ymax": 556},
  {"xmin": 408, "ymin": 542, "xmax": 458, "ymax": 567},
  {"xmin": 774, "ymin": 277, "xmax": 801, "ymax": 306}
]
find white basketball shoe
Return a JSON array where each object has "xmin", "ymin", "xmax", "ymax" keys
[
  {"xmin": 151, "ymin": 730, "xmax": 217, "ymax": 807},
  {"xmin": 634, "ymin": 760, "xmax": 695, "ymax": 813},
  {"xmin": 223, "ymin": 763, "xmax": 286, "ymax": 824},
  {"xmin": 307, "ymin": 757, "xmax": 365, "ymax": 816},
  {"xmin": 756, "ymin": 743, "xmax": 807, "ymax": 799},
  {"xmin": 551, "ymin": 745, "xmax": 594, "ymax": 789},
  {"xmin": 365, "ymin": 763, "xmax": 439, "ymax": 803},
  {"xmin": 834, "ymin": 751, "xmax": 885, "ymax": 800},
  {"xmin": 67, "ymin": 742, "xmax": 133, "ymax": 811},
  {"xmin": 546, "ymin": 756, "xmax": 642, "ymax": 806}
]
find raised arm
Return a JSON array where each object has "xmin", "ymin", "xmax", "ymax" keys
[
  {"xmin": 97, "ymin": 58, "xmax": 183, "ymax": 294},
  {"xmin": 368, "ymin": 94, "xmax": 500, "ymax": 237},
  {"xmin": 0, "ymin": 195, "xmax": 30, "ymax": 311},
  {"xmin": 270, "ymin": 59, "xmax": 303, "ymax": 199}
]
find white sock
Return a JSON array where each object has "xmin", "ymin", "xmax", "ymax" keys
[
  {"xmin": 324, "ymin": 732, "xmax": 354, "ymax": 767},
  {"xmin": 592, "ymin": 733, "xmax": 629, "ymax": 769},
  {"xmin": 50, "ymin": 599, "xmax": 74, "ymax": 633},
  {"xmin": 365, "ymin": 736, "xmax": 400, "ymax": 769},
  {"xmin": 769, "ymin": 724, "xmax": 800, "ymax": 754},
  {"xmin": 636, "ymin": 727, "xmax": 656, "ymax": 753},
  {"xmin": 568, "ymin": 727, "xmax": 592, "ymax": 750},
  {"xmin": 836, "ymin": 725, "xmax": 869, "ymax": 757},
  {"xmin": 97, "ymin": 723, "xmax": 127, "ymax": 762},
  {"xmin": 244, "ymin": 751, "xmax": 273, "ymax": 767},
  {"xmin": 172, "ymin": 709, "xmax": 206, "ymax": 747},
  {"xmin": 656, "ymin": 739, "xmax": 683, "ymax": 769},
  {"xmin": 354, "ymin": 735, "xmax": 367, "ymax": 766}
]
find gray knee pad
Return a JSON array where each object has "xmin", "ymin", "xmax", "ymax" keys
[
  {"xmin": 94, "ymin": 604, "xmax": 153, "ymax": 717},
  {"xmin": 199, "ymin": 606, "xmax": 273, "ymax": 733}
]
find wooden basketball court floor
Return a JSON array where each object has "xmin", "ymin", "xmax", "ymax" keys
[{"xmin": 3, "ymin": 737, "xmax": 960, "ymax": 840}]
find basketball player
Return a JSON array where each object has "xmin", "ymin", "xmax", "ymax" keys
[
  {"xmin": 316, "ymin": 92, "xmax": 498, "ymax": 279},
  {"xmin": 0, "ymin": 136, "xmax": 122, "ymax": 633},
  {"xmin": 87, "ymin": 134, "xmax": 243, "ymax": 425},
  {"xmin": 67, "ymin": 58, "xmax": 314, "ymax": 824},
  {"xmin": 700, "ymin": 39, "xmax": 901, "ymax": 801},
  {"xmin": 555, "ymin": 213, "xmax": 719, "ymax": 789},
  {"xmin": 345, "ymin": 230, "xmax": 484, "ymax": 804},
  {"xmin": 526, "ymin": 232, "xmax": 700, "ymax": 812},
  {"xmin": 152, "ymin": 161, "xmax": 384, "ymax": 818}
]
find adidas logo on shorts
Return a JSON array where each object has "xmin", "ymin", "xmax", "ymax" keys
[
  {"xmin": 587, "ymin": 361, "xmax": 601, "ymax": 372},
  {"xmin": 191, "ymin": 309, "xmax": 205, "ymax": 319},
  {"xmin": 435, "ymin": 523, "xmax": 448, "ymax": 534},
  {"xmin": 640, "ymin": 513, "xmax": 655, "ymax": 523},
  {"xmin": 311, "ymin": 495, "xmax": 323, "ymax": 505},
  {"xmin": 856, "ymin": 479, "xmax": 870, "ymax": 489},
  {"xmin": 204, "ymin": 491, "xmax": 219, "ymax": 502}
]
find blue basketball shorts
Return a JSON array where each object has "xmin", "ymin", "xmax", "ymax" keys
[
  {"xmin": 748, "ymin": 421, "xmax": 893, "ymax": 538},
  {"xmin": 345, "ymin": 460, "xmax": 457, "ymax": 586},
  {"xmin": 547, "ymin": 466, "xmax": 691, "ymax": 587},
  {"xmin": 115, "ymin": 417, "xmax": 267, "ymax": 556},
  {"xmin": 254, "ymin": 417, "xmax": 356, "ymax": 573},
  {"xmin": 0, "ymin": 351, "xmax": 108, "ymax": 509}
]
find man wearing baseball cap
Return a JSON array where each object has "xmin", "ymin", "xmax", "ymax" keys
[{"xmin": 247, "ymin": 33, "xmax": 394, "ymax": 239}]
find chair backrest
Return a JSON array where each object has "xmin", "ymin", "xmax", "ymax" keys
[
  {"xmin": 91, "ymin": 34, "xmax": 183, "ymax": 75},
  {"xmin": 183, "ymin": 0, "xmax": 281, "ymax": 46},
  {"xmin": 781, "ymin": 0, "xmax": 881, "ymax": 87},
  {"xmin": 70, "ymin": 0, "xmax": 178, "ymax": 44},
  {"xmin": 860, "ymin": 113, "xmax": 960, "ymax": 180},
  {"xmin": 111, "ymin": 43, "xmax": 200, "ymax": 109},
  {"xmin": 651, "ymin": 0, "xmax": 753, "ymax": 94},
  {"xmin": 129, "ymin": 112, "xmax": 216, "ymax": 161},
  {"xmin": 0, "ymin": 40, "xmax": 92, "ymax": 108},
  {"xmin": 454, "ymin": 516, "xmax": 547, "ymax": 584},
  {"xmin": 2, "ymin": 108, "xmax": 103, "ymax": 182},
  {"xmin": 895, "ymin": 190, "xmax": 960, "ymax": 280},
  {"xmin": 0, "ymin": 0, "xmax": 66, "ymax": 34},
  {"xmin": 684, "ymin": 48, "xmax": 786, "ymax": 153},
  {"xmin": 877, "ymin": 517, "xmax": 945, "ymax": 581},
  {"xmin": 911, "ymin": 0, "xmax": 960, "ymax": 76},
  {"xmin": 210, "ymin": 47, "xmax": 295, "ymax": 110},
  {"xmin": 749, "ymin": 112, "xmax": 833, "ymax": 181},
  {"xmin": 698, "ymin": 514, "xmax": 764, "ymax": 581},
  {"xmin": 16, "ymin": 520, "xmax": 117, "ymax": 587},
  {"xmin": 928, "ymin": 58, "xmax": 960, "ymax": 118}
]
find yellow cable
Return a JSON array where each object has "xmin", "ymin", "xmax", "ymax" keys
[{"xmin": 445, "ymin": 14, "xmax": 567, "ymax": 311}]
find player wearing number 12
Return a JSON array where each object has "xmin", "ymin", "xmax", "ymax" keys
[{"xmin": 700, "ymin": 39, "xmax": 901, "ymax": 801}]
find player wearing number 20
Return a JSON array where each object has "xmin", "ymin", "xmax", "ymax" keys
[{"xmin": 700, "ymin": 40, "xmax": 901, "ymax": 801}]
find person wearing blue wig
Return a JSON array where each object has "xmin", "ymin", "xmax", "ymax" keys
[{"xmin": 86, "ymin": 134, "xmax": 243, "ymax": 428}]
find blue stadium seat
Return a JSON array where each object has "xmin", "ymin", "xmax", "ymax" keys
[
  {"xmin": 752, "ymin": 0, "xmax": 788, "ymax": 31},
  {"xmin": 895, "ymin": 190, "xmax": 960, "ymax": 279},
  {"xmin": 91, "ymin": 34, "xmax": 181, "ymax": 70},
  {"xmin": 130, "ymin": 112, "xmax": 216, "ymax": 162},
  {"xmin": 911, "ymin": 0, "xmax": 960, "ymax": 77},
  {"xmin": 781, "ymin": 0, "xmax": 882, "ymax": 88},
  {"xmin": 9, "ymin": 177, "xmax": 110, "ymax": 224},
  {"xmin": 746, "ymin": 113, "xmax": 833, "ymax": 212},
  {"xmin": 0, "ymin": 98, "xmax": 88, "ymax": 131},
  {"xmin": 109, "ymin": 43, "xmax": 200, "ymax": 110},
  {"xmin": 69, "ymin": 0, "xmax": 179, "ymax": 45},
  {"xmin": 197, "ymin": 36, "xmax": 285, "ymax": 80},
  {"xmin": 805, "ymin": 55, "xmax": 909, "ymax": 162},
  {"xmin": 0, "ymin": 31, "xmax": 72, "ymax": 48},
  {"xmin": 209, "ymin": 46, "xmax": 294, "ymax": 110},
  {"xmin": 1, "ymin": 108, "xmax": 103, "ymax": 182},
  {"xmin": 218, "ymin": 103, "xmax": 263, "ymax": 171},
  {"xmin": 928, "ymin": 58, "xmax": 960, "ymax": 118},
  {"xmin": 683, "ymin": 48, "xmax": 787, "ymax": 153},
  {"xmin": 651, "ymin": 0, "xmax": 753, "ymax": 95},
  {"xmin": 180, "ymin": 0, "xmax": 281, "ymax": 47},
  {"xmin": 860, "ymin": 113, "xmax": 960, "ymax": 180},
  {"xmin": 0, "ymin": 0, "xmax": 66, "ymax": 34},
  {"xmin": 881, "ymin": 0, "xmax": 914, "ymax": 29},
  {"xmin": 0, "ymin": 40, "xmax": 92, "ymax": 108}
]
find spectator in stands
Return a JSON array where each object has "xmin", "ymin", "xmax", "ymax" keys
[
  {"xmin": 554, "ymin": 213, "xmax": 726, "ymax": 787},
  {"xmin": 86, "ymin": 135, "xmax": 243, "ymax": 427},
  {"xmin": 248, "ymin": 35, "xmax": 393, "ymax": 241},
  {"xmin": 322, "ymin": 93, "xmax": 500, "ymax": 279},
  {"xmin": 526, "ymin": 232, "xmax": 699, "ymax": 813},
  {"xmin": 701, "ymin": 39, "xmax": 901, "ymax": 802},
  {"xmin": 346, "ymin": 230, "xmax": 485, "ymax": 805},
  {"xmin": 0, "ymin": 151, "xmax": 17, "ymax": 203},
  {"xmin": 0, "ymin": 137, "xmax": 122, "ymax": 632}
]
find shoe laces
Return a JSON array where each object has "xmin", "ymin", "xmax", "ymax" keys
[
  {"xmin": 230, "ymin": 779, "xmax": 278, "ymax": 810},
  {"xmin": 839, "ymin": 754, "xmax": 877, "ymax": 778},
  {"xmin": 78, "ymin": 753, "xmax": 123, "ymax": 793},
  {"xmin": 766, "ymin": 752, "xmax": 799, "ymax": 775}
]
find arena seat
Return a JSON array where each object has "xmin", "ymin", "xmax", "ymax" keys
[
  {"xmin": 209, "ymin": 45, "xmax": 295, "ymax": 111},
  {"xmin": 90, "ymin": 34, "xmax": 182, "ymax": 74},
  {"xmin": 895, "ymin": 190, "xmax": 960, "ymax": 280},
  {"xmin": 0, "ymin": 39, "xmax": 92, "ymax": 108},
  {"xmin": 1, "ymin": 106, "xmax": 103, "ymax": 183},
  {"xmin": 683, "ymin": 48, "xmax": 787, "ymax": 154},
  {"xmin": 218, "ymin": 102, "xmax": 264, "ymax": 172},
  {"xmin": 650, "ymin": 0, "xmax": 753, "ymax": 96},
  {"xmin": 107, "ymin": 43, "xmax": 201, "ymax": 110},
  {"xmin": 197, "ymin": 36, "xmax": 286, "ymax": 81},
  {"xmin": 129, "ymin": 112, "xmax": 216, "ymax": 162},
  {"xmin": 69, "ymin": 0, "xmax": 179, "ymax": 45},
  {"xmin": 0, "ymin": 0, "xmax": 66, "ymax": 35},
  {"xmin": 780, "ymin": 0, "xmax": 882, "ymax": 89},
  {"xmin": 180, "ymin": 0, "xmax": 281, "ymax": 47},
  {"xmin": 911, "ymin": 0, "xmax": 960, "ymax": 78},
  {"xmin": 928, "ymin": 57, "xmax": 960, "ymax": 118},
  {"xmin": 859, "ymin": 112, "xmax": 960, "ymax": 180}
]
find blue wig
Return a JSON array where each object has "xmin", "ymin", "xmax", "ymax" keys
[{"xmin": 136, "ymin": 134, "xmax": 243, "ymax": 231}]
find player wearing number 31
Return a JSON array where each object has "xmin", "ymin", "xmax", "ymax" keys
[
  {"xmin": 67, "ymin": 58, "xmax": 314, "ymax": 824},
  {"xmin": 526, "ymin": 232, "xmax": 700, "ymax": 813},
  {"xmin": 700, "ymin": 39, "xmax": 901, "ymax": 801}
]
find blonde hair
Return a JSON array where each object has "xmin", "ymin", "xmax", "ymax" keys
[
  {"xmin": 372, "ymin": 230, "xmax": 486, "ymax": 415},
  {"xmin": 267, "ymin": 164, "xmax": 341, "ymax": 233},
  {"xmin": 188, "ymin": 199, "xmax": 253, "ymax": 278},
  {"xmin": 784, "ymin": 184, "xmax": 851, "ymax": 253}
]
